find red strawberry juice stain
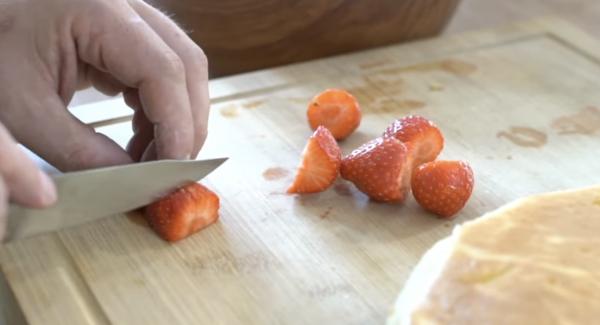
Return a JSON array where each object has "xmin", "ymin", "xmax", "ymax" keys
[
  {"xmin": 551, "ymin": 106, "xmax": 600, "ymax": 135},
  {"xmin": 496, "ymin": 127, "xmax": 547, "ymax": 148},
  {"xmin": 262, "ymin": 167, "xmax": 289, "ymax": 181},
  {"xmin": 319, "ymin": 207, "xmax": 334, "ymax": 219}
]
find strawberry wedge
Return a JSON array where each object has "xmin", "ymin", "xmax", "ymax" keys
[
  {"xmin": 145, "ymin": 182, "xmax": 220, "ymax": 242},
  {"xmin": 341, "ymin": 137, "xmax": 411, "ymax": 203},
  {"xmin": 383, "ymin": 115, "xmax": 444, "ymax": 169},
  {"xmin": 288, "ymin": 126, "xmax": 342, "ymax": 194}
]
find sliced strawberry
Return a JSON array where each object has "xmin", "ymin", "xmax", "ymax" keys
[
  {"xmin": 145, "ymin": 182, "xmax": 220, "ymax": 242},
  {"xmin": 340, "ymin": 137, "xmax": 411, "ymax": 203},
  {"xmin": 411, "ymin": 160, "xmax": 474, "ymax": 218},
  {"xmin": 288, "ymin": 126, "xmax": 342, "ymax": 194},
  {"xmin": 383, "ymin": 115, "xmax": 444, "ymax": 168},
  {"xmin": 307, "ymin": 89, "xmax": 362, "ymax": 140}
]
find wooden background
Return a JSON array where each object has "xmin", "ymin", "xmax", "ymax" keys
[
  {"xmin": 148, "ymin": 0, "xmax": 460, "ymax": 77},
  {"xmin": 144, "ymin": 0, "xmax": 600, "ymax": 77}
]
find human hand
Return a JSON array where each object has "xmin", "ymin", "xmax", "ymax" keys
[
  {"xmin": 0, "ymin": 0, "xmax": 209, "ymax": 168},
  {"xmin": 0, "ymin": 0, "xmax": 209, "ymax": 238}
]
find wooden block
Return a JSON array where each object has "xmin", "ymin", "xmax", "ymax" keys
[{"xmin": 148, "ymin": 0, "xmax": 460, "ymax": 77}]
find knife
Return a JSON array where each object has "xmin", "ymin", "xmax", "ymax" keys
[{"xmin": 5, "ymin": 158, "xmax": 227, "ymax": 242}]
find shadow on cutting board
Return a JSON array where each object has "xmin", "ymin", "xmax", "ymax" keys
[{"xmin": 291, "ymin": 180, "xmax": 443, "ymax": 241}]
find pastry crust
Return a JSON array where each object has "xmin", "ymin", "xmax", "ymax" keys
[{"xmin": 389, "ymin": 185, "xmax": 600, "ymax": 325}]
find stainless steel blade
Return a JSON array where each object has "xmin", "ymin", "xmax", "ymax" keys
[{"xmin": 5, "ymin": 158, "xmax": 227, "ymax": 242}]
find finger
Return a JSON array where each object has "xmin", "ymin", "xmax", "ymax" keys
[
  {"xmin": 0, "ymin": 123, "xmax": 56, "ymax": 207},
  {"xmin": 86, "ymin": 67, "xmax": 127, "ymax": 96},
  {"xmin": 140, "ymin": 140, "xmax": 158, "ymax": 162},
  {"xmin": 131, "ymin": 0, "xmax": 210, "ymax": 158},
  {"xmin": 0, "ymin": 177, "xmax": 6, "ymax": 241},
  {"xmin": 124, "ymin": 89, "xmax": 154, "ymax": 161},
  {"xmin": 128, "ymin": 107, "xmax": 154, "ymax": 161},
  {"xmin": 1, "ymin": 89, "xmax": 132, "ymax": 171},
  {"xmin": 74, "ymin": 2, "xmax": 194, "ymax": 159}
]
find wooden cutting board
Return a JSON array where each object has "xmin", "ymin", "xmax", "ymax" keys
[{"xmin": 2, "ymin": 17, "xmax": 600, "ymax": 325}]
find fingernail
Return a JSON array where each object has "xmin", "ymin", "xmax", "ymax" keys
[{"xmin": 38, "ymin": 171, "xmax": 57, "ymax": 206}]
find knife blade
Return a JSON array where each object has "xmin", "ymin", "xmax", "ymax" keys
[{"xmin": 5, "ymin": 157, "xmax": 227, "ymax": 242}]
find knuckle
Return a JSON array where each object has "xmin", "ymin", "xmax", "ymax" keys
[
  {"xmin": 191, "ymin": 46, "xmax": 208, "ymax": 69},
  {"xmin": 193, "ymin": 126, "xmax": 208, "ymax": 152},
  {"xmin": 160, "ymin": 51, "xmax": 185, "ymax": 77},
  {"xmin": 189, "ymin": 48, "xmax": 209, "ymax": 80},
  {"xmin": 196, "ymin": 127, "xmax": 208, "ymax": 144}
]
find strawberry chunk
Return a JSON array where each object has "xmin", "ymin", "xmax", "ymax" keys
[
  {"xmin": 307, "ymin": 89, "xmax": 362, "ymax": 140},
  {"xmin": 340, "ymin": 137, "xmax": 411, "ymax": 203},
  {"xmin": 145, "ymin": 182, "xmax": 220, "ymax": 242},
  {"xmin": 288, "ymin": 126, "xmax": 342, "ymax": 194},
  {"xmin": 411, "ymin": 160, "xmax": 474, "ymax": 218},
  {"xmin": 383, "ymin": 115, "xmax": 444, "ymax": 168}
]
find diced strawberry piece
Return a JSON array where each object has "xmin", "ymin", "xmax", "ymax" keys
[
  {"xmin": 383, "ymin": 115, "xmax": 444, "ymax": 168},
  {"xmin": 145, "ymin": 182, "xmax": 220, "ymax": 242},
  {"xmin": 307, "ymin": 89, "xmax": 362, "ymax": 140},
  {"xmin": 411, "ymin": 160, "xmax": 474, "ymax": 218},
  {"xmin": 288, "ymin": 126, "xmax": 342, "ymax": 194},
  {"xmin": 340, "ymin": 137, "xmax": 411, "ymax": 203}
]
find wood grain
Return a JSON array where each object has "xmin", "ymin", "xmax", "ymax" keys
[
  {"xmin": 148, "ymin": 0, "xmax": 460, "ymax": 77},
  {"xmin": 2, "ymin": 18, "xmax": 600, "ymax": 324}
]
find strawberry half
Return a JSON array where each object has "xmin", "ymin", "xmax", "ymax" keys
[
  {"xmin": 383, "ymin": 115, "xmax": 444, "ymax": 168},
  {"xmin": 307, "ymin": 89, "xmax": 362, "ymax": 140},
  {"xmin": 340, "ymin": 137, "xmax": 411, "ymax": 203},
  {"xmin": 287, "ymin": 126, "xmax": 342, "ymax": 194},
  {"xmin": 411, "ymin": 160, "xmax": 474, "ymax": 218},
  {"xmin": 145, "ymin": 182, "xmax": 220, "ymax": 242}
]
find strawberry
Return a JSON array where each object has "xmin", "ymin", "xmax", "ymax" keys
[
  {"xmin": 340, "ymin": 137, "xmax": 411, "ymax": 203},
  {"xmin": 307, "ymin": 89, "xmax": 362, "ymax": 140},
  {"xmin": 145, "ymin": 182, "xmax": 220, "ymax": 242},
  {"xmin": 288, "ymin": 126, "xmax": 342, "ymax": 193},
  {"xmin": 411, "ymin": 160, "xmax": 474, "ymax": 218},
  {"xmin": 383, "ymin": 115, "xmax": 444, "ymax": 168}
]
